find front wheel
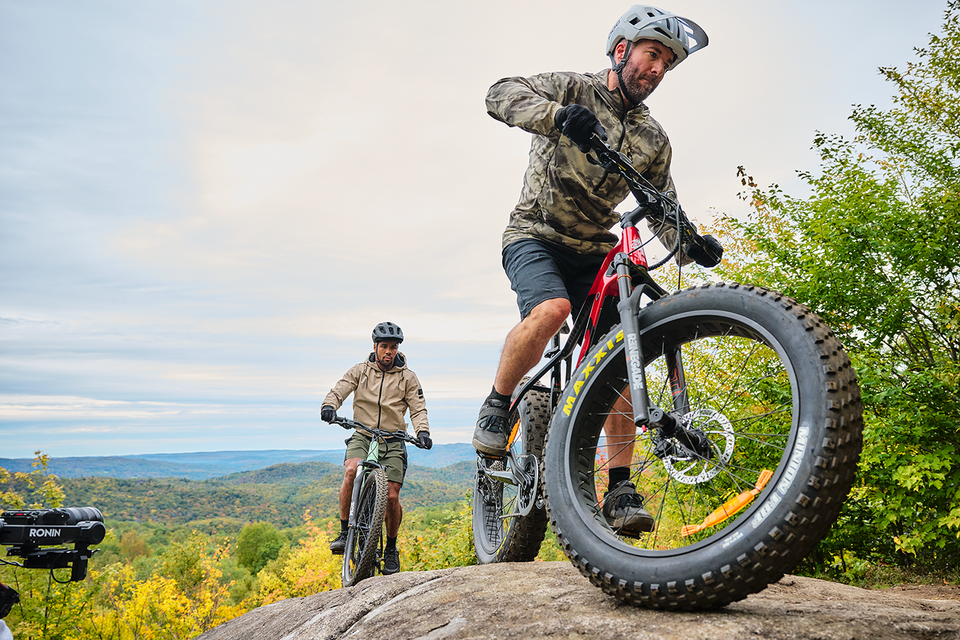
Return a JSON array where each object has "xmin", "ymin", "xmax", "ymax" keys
[
  {"xmin": 543, "ymin": 283, "xmax": 863, "ymax": 609},
  {"xmin": 342, "ymin": 467, "xmax": 388, "ymax": 587},
  {"xmin": 473, "ymin": 388, "xmax": 550, "ymax": 563}
]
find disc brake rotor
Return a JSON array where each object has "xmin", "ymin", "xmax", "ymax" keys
[{"xmin": 661, "ymin": 408, "xmax": 735, "ymax": 484}]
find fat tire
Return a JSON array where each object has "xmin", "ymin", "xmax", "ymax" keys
[
  {"xmin": 543, "ymin": 283, "xmax": 863, "ymax": 610},
  {"xmin": 473, "ymin": 388, "xmax": 551, "ymax": 563},
  {"xmin": 341, "ymin": 467, "xmax": 388, "ymax": 587}
]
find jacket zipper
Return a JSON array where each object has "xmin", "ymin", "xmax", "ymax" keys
[{"xmin": 376, "ymin": 371, "xmax": 384, "ymax": 429}]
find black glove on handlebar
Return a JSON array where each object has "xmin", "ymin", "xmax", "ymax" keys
[
  {"xmin": 555, "ymin": 104, "xmax": 607, "ymax": 153},
  {"xmin": 320, "ymin": 405, "xmax": 337, "ymax": 423},
  {"xmin": 417, "ymin": 431, "xmax": 433, "ymax": 450},
  {"xmin": 685, "ymin": 234, "xmax": 723, "ymax": 268}
]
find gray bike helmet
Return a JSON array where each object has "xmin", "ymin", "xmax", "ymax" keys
[
  {"xmin": 606, "ymin": 5, "xmax": 708, "ymax": 68},
  {"xmin": 372, "ymin": 321, "xmax": 404, "ymax": 344}
]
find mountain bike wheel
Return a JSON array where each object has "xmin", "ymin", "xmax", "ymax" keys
[
  {"xmin": 342, "ymin": 467, "xmax": 388, "ymax": 587},
  {"xmin": 473, "ymin": 388, "xmax": 550, "ymax": 563},
  {"xmin": 543, "ymin": 283, "xmax": 863, "ymax": 610}
]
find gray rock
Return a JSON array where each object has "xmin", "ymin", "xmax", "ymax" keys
[{"xmin": 195, "ymin": 562, "xmax": 960, "ymax": 640}]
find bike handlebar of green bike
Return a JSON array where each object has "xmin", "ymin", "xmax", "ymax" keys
[{"xmin": 330, "ymin": 416, "xmax": 427, "ymax": 449}]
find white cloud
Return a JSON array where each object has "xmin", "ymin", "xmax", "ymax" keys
[{"xmin": 0, "ymin": 0, "xmax": 947, "ymax": 457}]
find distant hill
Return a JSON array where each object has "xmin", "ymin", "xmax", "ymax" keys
[
  {"xmin": 0, "ymin": 443, "xmax": 476, "ymax": 480},
  {"xmin": 46, "ymin": 459, "xmax": 476, "ymax": 528}
]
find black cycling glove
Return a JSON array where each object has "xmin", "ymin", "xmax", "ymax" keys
[
  {"xmin": 685, "ymin": 234, "xmax": 723, "ymax": 268},
  {"xmin": 320, "ymin": 405, "xmax": 337, "ymax": 423},
  {"xmin": 554, "ymin": 104, "xmax": 607, "ymax": 153},
  {"xmin": 417, "ymin": 431, "xmax": 433, "ymax": 450}
]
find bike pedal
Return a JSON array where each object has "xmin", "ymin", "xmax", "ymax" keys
[{"xmin": 477, "ymin": 452, "xmax": 506, "ymax": 465}]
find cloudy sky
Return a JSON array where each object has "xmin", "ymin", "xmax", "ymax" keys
[{"xmin": 0, "ymin": 0, "xmax": 948, "ymax": 458}]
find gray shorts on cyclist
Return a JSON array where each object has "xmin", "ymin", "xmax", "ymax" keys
[{"xmin": 502, "ymin": 238, "xmax": 606, "ymax": 319}]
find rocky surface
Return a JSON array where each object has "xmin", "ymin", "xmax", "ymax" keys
[{"xmin": 195, "ymin": 562, "xmax": 960, "ymax": 640}]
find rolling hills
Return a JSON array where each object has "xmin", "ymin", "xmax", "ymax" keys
[{"xmin": 0, "ymin": 443, "xmax": 475, "ymax": 480}]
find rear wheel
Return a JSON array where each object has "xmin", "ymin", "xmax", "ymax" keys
[
  {"xmin": 543, "ymin": 284, "xmax": 863, "ymax": 609},
  {"xmin": 473, "ymin": 388, "xmax": 551, "ymax": 563},
  {"xmin": 342, "ymin": 467, "xmax": 388, "ymax": 587}
]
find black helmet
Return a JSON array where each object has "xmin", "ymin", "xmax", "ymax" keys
[{"xmin": 372, "ymin": 321, "xmax": 403, "ymax": 344}]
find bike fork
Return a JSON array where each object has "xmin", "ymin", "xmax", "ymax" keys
[
  {"xmin": 346, "ymin": 462, "xmax": 365, "ymax": 529},
  {"xmin": 612, "ymin": 253, "xmax": 681, "ymax": 431}
]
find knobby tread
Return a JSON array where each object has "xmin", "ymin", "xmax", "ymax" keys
[
  {"xmin": 544, "ymin": 283, "xmax": 864, "ymax": 610},
  {"xmin": 473, "ymin": 389, "xmax": 551, "ymax": 563},
  {"xmin": 498, "ymin": 389, "xmax": 551, "ymax": 562},
  {"xmin": 342, "ymin": 467, "xmax": 388, "ymax": 586}
]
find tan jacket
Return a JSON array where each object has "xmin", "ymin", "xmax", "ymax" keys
[
  {"xmin": 323, "ymin": 353, "xmax": 429, "ymax": 435},
  {"xmin": 486, "ymin": 70, "xmax": 681, "ymax": 256}
]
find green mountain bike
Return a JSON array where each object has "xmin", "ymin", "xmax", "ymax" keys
[{"xmin": 332, "ymin": 416, "xmax": 426, "ymax": 587}]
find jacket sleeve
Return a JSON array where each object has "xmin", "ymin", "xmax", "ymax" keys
[
  {"xmin": 322, "ymin": 364, "xmax": 362, "ymax": 410},
  {"xmin": 485, "ymin": 72, "xmax": 586, "ymax": 138},
  {"xmin": 404, "ymin": 371, "xmax": 429, "ymax": 435}
]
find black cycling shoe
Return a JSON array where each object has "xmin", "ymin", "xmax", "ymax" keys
[
  {"xmin": 383, "ymin": 546, "xmax": 400, "ymax": 575},
  {"xmin": 602, "ymin": 480, "xmax": 655, "ymax": 536},
  {"xmin": 329, "ymin": 529, "xmax": 348, "ymax": 555},
  {"xmin": 472, "ymin": 397, "xmax": 511, "ymax": 456}
]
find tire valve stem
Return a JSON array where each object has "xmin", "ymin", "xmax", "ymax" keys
[{"xmin": 680, "ymin": 469, "xmax": 774, "ymax": 537}]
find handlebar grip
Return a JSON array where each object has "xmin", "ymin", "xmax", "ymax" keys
[
  {"xmin": 333, "ymin": 416, "xmax": 353, "ymax": 430},
  {"xmin": 683, "ymin": 230, "xmax": 723, "ymax": 268}
]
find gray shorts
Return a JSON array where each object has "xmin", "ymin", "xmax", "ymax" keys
[
  {"xmin": 502, "ymin": 238, "xmax": 606, "ymax": 319},
  {"xmin": 344, "ymin": 431, "xmax": 408, "ymax": 485}
]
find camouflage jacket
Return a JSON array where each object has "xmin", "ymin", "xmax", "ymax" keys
[
  {"xmin": 322, "ymin": 353, "xmax": 429, "ymax": 435},
  {"xmin": 486, "ymin": 70, "xmax": 680, "ymax": 256}
]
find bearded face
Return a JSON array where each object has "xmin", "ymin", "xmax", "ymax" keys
[{"xmin": 615, "ymin": 39, "xmax": 675, "ymax": 106}]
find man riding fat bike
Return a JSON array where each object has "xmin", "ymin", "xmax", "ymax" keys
[
  {"xmin": 321, "ymin": 321, "xmax": 432, "ymax": 575},
  {"xmin": 473, "ymin": 4, "xmax": 722, "ymax": 537}
]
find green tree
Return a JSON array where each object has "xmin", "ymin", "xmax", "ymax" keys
[
  {"xmin": 118, "ymin": 530, "xmax": 153, "ymax": 562},
  {"xmin": 0, "ymin": 451, "xmax": 65, "ymax": 510},
  {"xmin": 235, "ymin": 522, "xmax": 287, "ymax": 575},
  {"xmin": 254, "ymin": 514, "xmax": 340, "ymax": 605},
  {"xmin": 719, "ymin": 1, "xmax": 960, "ymax": 572},
  {"xmin": 74, "ymin": 542, "xmax": 243, "ymax": 640},
  {"xmin": 0, "ymin": 453, "xmax": 81, "ymax": 639}
]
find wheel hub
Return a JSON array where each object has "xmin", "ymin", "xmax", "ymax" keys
[{"xmin": 660, "ymin": 408, "xmax": 735, "ymax": 485}]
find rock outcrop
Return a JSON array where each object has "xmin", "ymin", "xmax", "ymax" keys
[{"xmin": 196, "ymin": 561, "xmax": 960, "ymax": 640}]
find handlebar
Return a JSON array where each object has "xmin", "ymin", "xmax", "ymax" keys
[
  {"xmin": 576, "ymin": 132, "xmax": 721, "ymax": 268},
  {"xmin": 330, "ymin": 416, "xmax": 428, "ymax": 449}
]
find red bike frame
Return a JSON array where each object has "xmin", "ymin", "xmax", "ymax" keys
[{"xmin": 578, "ymin": 225, "xmax": 649, "ymax": 366}]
